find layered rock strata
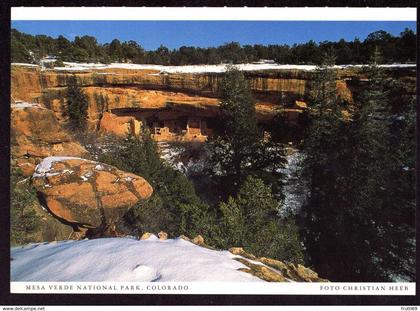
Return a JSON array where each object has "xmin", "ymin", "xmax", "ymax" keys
[{"xmin": 11, "ymin": 101, "xmax": 89, "ymax": 176}]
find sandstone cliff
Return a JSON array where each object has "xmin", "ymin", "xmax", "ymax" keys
[
  {"xmin": 11, "ymin": 101, "xmax": 89, "ymax": 176},
  {"xmin": 11, "ymin": 64, "xmax": 381, "ymax": 140},
  {"xmin": 12, "ymin": 64, "xmax": 415, "ymax": 141}
]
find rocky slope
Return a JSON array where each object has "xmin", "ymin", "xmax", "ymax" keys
[
  {"xmin": 10, "ymin": 99, "xmax": 154, "ymax": 241},
  {"xmin": 11, "ymin": 101, "xmax": 89, "ymax": 176}
]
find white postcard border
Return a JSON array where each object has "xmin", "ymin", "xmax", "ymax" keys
[
  {"xmin": 11, "ymin": 7, "xmax": 417, "ymax": 21},
  {"xmin": 10, "ymin": 282, "xmax": 416, "ymax": 295}
]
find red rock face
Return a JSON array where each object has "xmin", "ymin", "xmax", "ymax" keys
[
  {"xmin": 11, "ymin": 103, "xmax": 89, "ymax": 176},
  {"xmin": 11, "ymin": 65, "xmax": 415, "ymax": 142},
  {"xmin": 32, "ymin": 157, "xmax": 153, "ymax": 229},
  {"xmin": 10, "ymin": 66, "xmax": 315, "ymax": 140}
]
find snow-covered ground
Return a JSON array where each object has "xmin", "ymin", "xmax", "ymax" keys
[
  {"xmin": 11, "ymin": 236, "xmax": 267, "ymax": 282},
  {"xmin": 12, "ymin": 62, "xmax": 416, "ymax": 73},
  {"xmin": 158, "ymin": 142, "xmax": 206, "ymax": 176},
  {"xmin": 280, "ymin": 149, "xmax": 307, "ymax": 217}
]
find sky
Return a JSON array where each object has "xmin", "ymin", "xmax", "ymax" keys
[{"xmin": 11, "ymin": 21, "xmax": 416, "ymax": 50}]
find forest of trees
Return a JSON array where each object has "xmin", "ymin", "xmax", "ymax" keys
[
  {"xmin": 296, "ymin": 53, "xmax": 415, "ymax": 282},
  {"xmin": 11, "ymin": 28, "xmax": 416, "ymax": 65}
]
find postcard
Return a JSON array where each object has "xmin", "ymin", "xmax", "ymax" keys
[{"xmin": 6, "ymin": 5, "xmax": 417, "ymax": 303}]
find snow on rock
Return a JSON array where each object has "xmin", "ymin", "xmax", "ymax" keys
[
  {"xmin": 11, "ymin": 63, "xmax": 38, "ymax": 67},
  {"xmin": 52, "ymin": 62, "xmax": 416, "ymax": 73},
  {"xmin": 94, "ymin": 164, "xmax": 105, "ymax": 171},
  {"xmin": 12, "ymin": 61, "xmax": 415, "ymax": 73},
  {"xmin": 33, "ymin": 156, "xmax": 90, "ymax": 178},
  {"xmin": 11, "ymin": 237, "xmax": 265, "ymax": 282},
  {"xmin": 11, "ymin": 101, "xmax": 44, "ymax": 110}
]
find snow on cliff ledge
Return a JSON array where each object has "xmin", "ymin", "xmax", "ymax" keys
[
  {"xmin": 12, "ymin": 62, "xmax": 416, "ymax": 73},
  {"xmin": 11, "ymin": 236, "xmax": 266, "ymax": 282}
]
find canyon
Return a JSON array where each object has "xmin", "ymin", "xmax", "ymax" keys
[{"xmin": 13, "ymin": 63, "xmax": 415, "ymax": 143}]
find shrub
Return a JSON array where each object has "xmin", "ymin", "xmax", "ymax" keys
[{"xmin": 10, "ymin": 167, "xmax": 41, "ymax": 246}]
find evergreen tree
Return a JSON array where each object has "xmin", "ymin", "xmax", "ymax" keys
[
  {"xmin": 99, "ymin": 132, "xmax": 217, "ymax": 239},
  {"xmin": 108, "ymin": 39, "xmax": 123, "ymax": 62},
  {"xmin": 345, "ymin": 59, "xmax": 415, "ymax": 281},
  {"xmin": 299, "ymin": 54, "xmax": 353, "ymax": 279},
  {"xmin": 300, "ymin": 53, "xmax": 415, "ymax": 281},
  {"xmin": 10, "ymin": 28, "xmax": 417, "ymax": 65},
  {"xmin": 65, "ymin": 75, "xmax": 89, "ymax": 130},
  {"xmin": 11, "ymin": 39, "xmax": 32, "ymax": 63},
  {"xmin": 208, "ymin": 65, "xmax": 286, "ymax": 199},
  {"xmin": 218, "ymin": 176, "xmax": 304, "ymax": 263},
  {"xmin": 10, "ymin": 167, "xmax": 41, "ymax": 245}
]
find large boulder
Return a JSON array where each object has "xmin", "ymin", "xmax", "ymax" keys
[
  {"xmin": 32, "ymin": 157, "xmax": 153, "ymax": 232},
  {"xmin": 11, "ymin": 102, "xmax": 89, "ymax": 176}
]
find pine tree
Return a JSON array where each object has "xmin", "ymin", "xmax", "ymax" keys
[
  {"xmin": 218, "ymin": 176, "xmax": 304, "ymax": 263},
  {"xmin": 99, "ymin": 132, "xmax": 217, "ymax": 239},
  {"xmin": 208, "ymin": 65, "xmax": 286, "ymax": 199},
  {"xmin": 300, "ymin": 52, "xmax": 416, "ymax": 281},
  {"xmin": 65, "ymin": 75, "xmax": 89, "ymax": 130},
  {"xmin": 10, "ymin": 167, "xmax": 41, "ymax": 245},
  {"xmin": 300, "ymin": 54, "xmax": 354, "ymax": 279},
  {"xmin": 345, "ymin": 58, "xmax": 415, "ymax": 281}
]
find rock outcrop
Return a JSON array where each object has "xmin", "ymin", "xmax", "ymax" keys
[
  {"xmin": 32, "ymin": 157, "xmax": 153, "ymax": 235},
  {"xmin": 228, "ymin": 247, "xmax": 328, "ymax": 282},
  {"xmin": 11, "ymin": 101, "xmax": 89, "ymax": 176}
]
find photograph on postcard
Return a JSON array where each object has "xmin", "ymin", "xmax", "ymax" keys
[{"xmin": 9, "ymin": 7, "xmax": 416, "ymax": 295}]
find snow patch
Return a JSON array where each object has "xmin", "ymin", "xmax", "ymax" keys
[
  {"xmin": 53, "ymin": 62, "xmax": 416, "ymax": 73},
  {"xmin": 132, "ymin": 265, "xmax": 161, "ymax": 282},
  {"xmin": 94, "ymin": 164, "xmax": 105, "ymax": 171},
  {"xmin": 12, "ymin": 101, "xmax": 44, "ymax": 110},
  {"xmin": 11, "ymin": 237, "xmax": 266, "ymax": 282},
  {"xmin": 279, "ymin": 149, "xmax": 307, "ymax": 216},
  {"xmin": 62, "ymin": 169, "xmax": 74, "ymax": 175},
  {"xmin": 33, "ymin": 156, "xmax": 89, "ymax": 178},
  {"xmin": 11, "ymin": 63, "xmax": 38, "ymax": 67}
]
